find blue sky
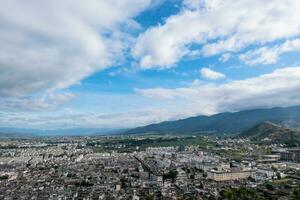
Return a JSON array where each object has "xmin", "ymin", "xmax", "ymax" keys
[{"xmin": 1, "ymin": 0, "xmax": 300, "ymax": 130}]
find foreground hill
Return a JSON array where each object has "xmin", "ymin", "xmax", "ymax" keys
[
  {"xmin": 239, "ymin": 121, "xmax": 300, "ymax": 146},
  {"xmin": 125, "ymin": 105, "xmax": 300, "ymax": 135}
]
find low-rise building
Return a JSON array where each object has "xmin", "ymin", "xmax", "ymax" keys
[
  {"xmin": 281, "ymin": 149, "xmax": 300, "ymax": 163},
  {"xmin": 207, "ymin": 169, "xmax": 254, "ymax": 182}
]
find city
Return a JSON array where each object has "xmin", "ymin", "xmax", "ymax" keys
[{"xmin": 1, "ymin": 135, "xmax": 300, "ymax": 199}]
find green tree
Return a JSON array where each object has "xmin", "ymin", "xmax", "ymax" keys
[{"xmin": 220, "ymin": 187, "xmax": 262, "ymax": 200}]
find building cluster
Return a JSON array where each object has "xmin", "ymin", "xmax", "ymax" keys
[{"xmin": 0, "ymin": 137, "xmax": 300, "ymax": 199}]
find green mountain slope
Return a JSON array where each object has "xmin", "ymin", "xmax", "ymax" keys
[{"xmin": 239, "ymin": 121, "xmax": 300, "ymax": 146}]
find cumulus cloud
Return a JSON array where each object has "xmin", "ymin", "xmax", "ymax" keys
[
  {"xmin": 240, "ymin": 39, "xmax": 300, "ymax": 65},
  {"xmin": 136, "ymin": 67, "xmax": 300, "ymax": 114},
  {"xmin": 0, "ymin": 0, "xmax": 152, "ymax": 99},
  {"xmin": 200, "ymin": 68, "xmax": 225, "ymax": 80},
  {"xmin": 0, "ymin": 0, "xmax": 156, "ymax": 112},
  {"xmin": 132, "ymin": 0, "xmax": 300, "ymax": 69}
]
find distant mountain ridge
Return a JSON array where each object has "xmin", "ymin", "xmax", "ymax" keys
[
  {"xmin": 0, "ymin": 127, "xmax": 125, "ymax": 138},
  {"xmin": 125, "ymin": 105, "xmax": 300, "ymax": 135},
  {"xmin": 239, "ymin": 121, "xmax": 300, "ymax": 146},
  {"xmin": 0, "ymin": 131, "xmax": 34, "ymax": 138}
]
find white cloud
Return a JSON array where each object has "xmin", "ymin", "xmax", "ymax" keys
[
  {"xmin": 0, "ymin": 0, "xmax": 152, "ymax": 98},
  {"xmin": 136, "ymin": 67, "xmax": 300, "ymax": 115},
  {"xmin": 183, "ymin": 0, "xmax": 201, "ymax": 10},
  {"xmin": 219, "ymin": 53, "xmax": 232, "ymax": 62},
  {"xmin": 133, "ymin": 0, "xmax": 300, "ymax": 69},
  {"xmin": 0, "ymin": 99, "xmax": 195, "ymax": 129},
  {"xmin": 240, "ymin": 39, "xmax": 300, "ymax": 65},
  {"xmin": 200, "ymin": 68, "xmax": 225, "ymax": 80},
  {"xmin": 3, "ymin": 67, "xmax": 300, "ymax": 129},
  {"xmin": 0, "ymin": 92, "xmax": 76, "ymax": 112},
  {"xmin": 0, "ymin": 109, "xmax": 184, "ymax": 130}
]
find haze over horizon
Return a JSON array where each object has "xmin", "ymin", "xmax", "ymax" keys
[{"xmin": 1, "ymin": 0, "xmax": 300, "ymax": 130}]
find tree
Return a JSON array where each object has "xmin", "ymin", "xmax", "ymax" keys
[
  {"xmin": 163, "ymin": 170, "xmax": 178, "ymax": 183},
  {"xmin": 220, "ymin": 187, "xmax": 262, "ymax": 200},
  {"xmin": 266, "ymin": 183, "xmax": 275, "ymax": 191},
  {"xmin": 291, "ymin": 185, "xmax": 300, "ymax": 200}
]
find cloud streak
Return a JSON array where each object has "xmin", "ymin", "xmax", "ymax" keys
[
  {"xmin": 240, "ymin": 39, "xmax": 300, "ymax": 65},
  {"xmin": 136, "ymin": 67, "xmax": 300, "ymax": 114},
  {"xmin": 133, "ymin": 0, "xmax": 300, "ymax": 69}
]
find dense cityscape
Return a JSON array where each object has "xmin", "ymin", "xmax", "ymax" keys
[{"xmin": 1, "ymin": 135, "xmax": 300, "ymax": 199}]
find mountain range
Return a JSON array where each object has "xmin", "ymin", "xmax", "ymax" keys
[
  {"xmin": 2, "ymin": 105, "xmax": 300, "ymax": 138},
  {"xmin": 125, "ymin": 105, "xmax": 300, "ymax": 135}
]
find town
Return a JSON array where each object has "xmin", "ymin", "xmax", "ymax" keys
[{"xmin": 1, "ymin": 135, "xmax": 300, "ymax": 200}]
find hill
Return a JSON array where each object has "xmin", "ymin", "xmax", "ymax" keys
[
  {"xmin": 125, "ymin": 105, "xmax": 300, "ymax": 135},
  {"xmin": 239, "ymin": 121, "xmax": 300, "ymax": 146}
]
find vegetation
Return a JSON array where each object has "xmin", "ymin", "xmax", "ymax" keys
[
  {"xmin": 220, "ymin": 187, "xmax": 263, "ymax": 200},
  {"xmin": 239, "ymin": 121, "xmax": 300, "ymax": 147},
  {"xmin": 292, "ymin": 185, "xmax": 300, "ymax": 200},
  {"xmin": 220, "ymin": 181, "xmax": 300, "ymax": 200},
  {"xmin": 92, "ymin": 136, "xmax": 215, "ymax": 153},
  {"xmin": 163, "ymin": 170, "xmax": 178, "ymax": 183},
  {"xmin": 0, "ymin": 175, "xmax": 8, "ymax": 180}
]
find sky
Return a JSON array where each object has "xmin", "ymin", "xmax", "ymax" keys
[{"xmin": 1, "ymin": 0, "xmax": 300, "ymax": 130}]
